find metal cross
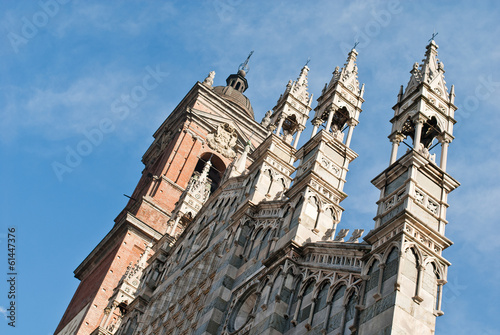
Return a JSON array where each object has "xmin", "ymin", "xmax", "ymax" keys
[
  {"xmin": 305, "ymin": 57, "xmax": 311, "ymax": 66},
  {"xmin": 239, "ymin": 51, "xmax": 254, "ymax": 72},
  {"xmin": 353, "ymin": 40, "xmax": 360, "ymax": 49},
  {"xmin": 429, "ymin": 30, "xmax": 438, "ymax": 42}
]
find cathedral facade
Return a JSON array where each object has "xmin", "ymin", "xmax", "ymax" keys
[{"xmin": 55, "ymin": 40, "xmax": 459, "ymax": 335}]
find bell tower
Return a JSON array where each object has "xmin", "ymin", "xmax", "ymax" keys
[
  {"xmin": 54, "ymin": 54, "xmax": 268, "ymax": 335},
  {"xmin": 358, "ymin": 40, "xmax": 460, "ymax": 335},
  {"xmin": 388, "ymin": 39, "xmax": 456, "ymax": 170},
  {"xmin": 284, "ymin": 48, "xmax": 365, "ymax": 245},
  {"xmin": 264, "ymin": 63, "xmax": 313, "ymax": 148}
]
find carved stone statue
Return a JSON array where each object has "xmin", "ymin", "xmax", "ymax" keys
[
  {"xmin": 203, "ymin": 71, "xmax": 215, "ymax": 87},
  {"xmin": 261, "ymin": 110, "xmax": 272, "ymax": 128}
]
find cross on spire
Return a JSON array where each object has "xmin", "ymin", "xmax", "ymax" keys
[
  {"xmin": 429, "ymin": 30, "xmax": 438, "ymax": 42},
  {"xmin": 353, "ymin": 40, "xmax": 360, "ymax": 50},
  {"xmin": 305, "ymin": 57, "xmax": 311, "ymax": 66}
]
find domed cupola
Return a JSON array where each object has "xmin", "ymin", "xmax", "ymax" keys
[{"xmin": 212, "ymin": 51, "xmax": 255, "ymax": 119}]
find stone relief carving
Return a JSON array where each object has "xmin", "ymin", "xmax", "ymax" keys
[
  {"xmin": 427, "ymin": 199, "xmax": 439, "ymax": 215},
  {"xmin": 415, "ymin": 189, "xmax": 425, "ymax": 204},
  {"xmin": 206, "ymin": 123, "xmax": 238, "ymax": 158}
]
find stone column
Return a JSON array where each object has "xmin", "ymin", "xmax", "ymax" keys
[
  {"xmin": 311, "ymin": 119, "xmax": 322, "ymax": 138},
  {"xmin": 413, "ymin": 265, "xmax": 425, "ymax": 303},
  {"xmin": 323, "ymin": 300, "xmax": 333, "ymax": 332},
  {"xmin": 100, "ymin": 307, "xmax": 111, "ymax": 328},
  {"xmin": 440, "ymin": 139, "xmax": 450, "ymax": 171},
  {"xmin": 339, "ymin": 301, "xmax": 348, "ymax": 335},
  {"xmin": 325, "ymin": 107, "xmax": 336, "ymax": 133},
  {"xmin": 275, "ymin": 115, "xmax": 285, "ymax": 136},
  {"xmin": 436, "ymin": 279, "xmax": 446, "ymax": 314},
  {"xmin": 291, "ymin": 294, "xmax": 303, "ymax": 326},
  {"xmin": 413, "ymin": 117, "xmax": 425, "ymax": 151},
  {"xmin": 274, "ymin": 271, "xmax": 286, "ymax": 303},
  {"xmin": 389, "ymin": 132, "xmax": 404, "ymax": 165},
  {"xmin": 344, "ymin": 119, "xmax": 358, "ymax": 147},
  {"xmin": 170, "ymin": 215, "xmax": 181, "ymax": 236},
  {"xmin": 306, "ymin": 298, "xmax": 317, "ymax": 330},
  {"xmin": 373, "ymin": 263, "xmax": 386, "ymax": 301},
  {"xmin": 394, "ymin": 250, "xmax": 404, "ymax": 291},
  {"xmin": 390, "ymin": 141, "xmax": 399, "ymax": 165},
  {"xmin": 293, "ymin": 127, "xmax": 304, "ymax": 149},
  {"xmin": 104, "ymin": 303, "xmax": 117, "ymax": 329}
]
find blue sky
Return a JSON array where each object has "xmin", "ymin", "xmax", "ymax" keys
[{"xmin": 0, "ymin": 1, "xmax": 499, "ymax": 334}]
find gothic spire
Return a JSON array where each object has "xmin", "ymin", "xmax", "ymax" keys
[
  {"xmin": 310, "ymin": 48, "xmax": 364, "ymax": 147},
  {"xmin": 234, "ymin": 140, "xmax": 251, "ymax": 174},
  {"xmin": 388, "ymin": 40, "xmax": 456, "ymax": 170},
  {"xmin": 278, "ymin": 64, "xmax": 313, "ymax": 107},
  {"xmin": 403, "ymin": 39, "xmax": 450, "ymax": 102},
  {"xmin": 327, "ymin": 48, "xmax": 360, "ymax": 94},
  {"xmin": 268, "ymin": 64, "xmax": 313, "ymax": 147}
]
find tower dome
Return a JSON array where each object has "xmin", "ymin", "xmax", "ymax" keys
[{"xmin": 212, "ymin": 51, "xmax": 254, "ymax": 119}]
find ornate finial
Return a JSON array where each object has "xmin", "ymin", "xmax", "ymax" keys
[
  {"xmin": 238, "ymin": 50, "xmax": 254, "ymax": 74},
  {"xmin": 334, "ymin": 229, "xmax": 350, "ymax": 242},
  {"xmin": 429, "ymin": 30, "xmax": 438, "ymax": 43},
  {"xmin": 199, "ymin": 158, "xmax": 212, "ymax": 182},
  {"xmin": 305, "ymin": 57, "xmax": 311, "ymax": 67}
]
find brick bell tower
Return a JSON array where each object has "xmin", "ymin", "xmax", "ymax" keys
[{"xmin": 54, "ymin": 53, "xmax": 268, "ymax": 335}]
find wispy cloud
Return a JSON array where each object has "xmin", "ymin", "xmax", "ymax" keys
[{"xmin": 0, "ymin": 70, "xmax": 135, "ymax": 143}]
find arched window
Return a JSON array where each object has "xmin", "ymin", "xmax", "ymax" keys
[
  {"xmin": 248, "ymin": 170, "xmax": 260, "ymax": 194},
  {"xmin": 289, "ymin": 196, "xmax": 304, "ymax": 231},
  {"xmin": 298, "ymin": 279, "xmax": 316, "ymax": 324},
  {"xmin": 267, "ymin": 270, "xmax": 282, "ymax": 305},
  {"xmin": 124, "ymin": 315, "xmax": 137, "ymax": 335},
  {"xmin": 305, "ymin": 196, "xmax": 320, "ymax": 228},
  {"xmin": 424, "ymin": 262, "xmax": 442, "ymax": 313},
  {"xmin": 312, "ymin": 281, "xmax": 330, "ymax": 327},
  {"xmin": 280, "ymin": 206, "xmax": 291, "ymax": 238},
  {"xmin": 286, "ymin": 275, "xmax": 302, "ymax": 322},
  {"xmin": 363, "ymin": 259, "xmax": 380, "ymax": 305},
  {"xmin": 328, "ymin": 285, "xmax": 346, "ymax": 332},
  {"xmin": 249, "ymin": 229, "xmax": 263, "ymax": 259},
  {"xmin": 406, "ymin": 248, "xmax": 420, "ymax": 297},
  {"xmin": 325, "ymin": 207, "xmax": 336, "ymax": 229},
  {"xmin": 258, "ymin": 229, "xmax": 271, "ymax": 259},
  {"xmin": 343, "ymin": 291, "xmax": 357, "ymax": 334},
  {"xmin": 241, "ymin": 222, "xmax": 254, "ymax": 254},
  {"xmin": 175, "ymin": 246, "xmax": 183, "ymax": 263},
  {"xmin": 382, "ymin": 248, "xmax": 399, "ymax": 295}
]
